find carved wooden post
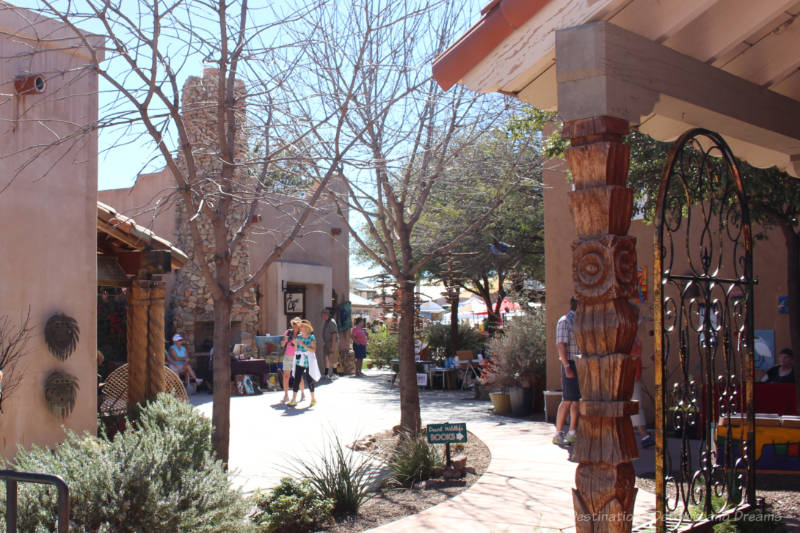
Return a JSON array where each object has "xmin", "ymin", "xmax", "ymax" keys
[
  {"xmin": 564, "ymin": 116, "xmax": 639, "ymax": 532},
  {"xmin": 147, "ymin": 282, "xmax": 166, "ymax": 398},
  {"xmin": 127, "ymin": 281, "xmax": 150, "ymax": 409}
]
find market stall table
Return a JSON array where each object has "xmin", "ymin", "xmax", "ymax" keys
[
  {"xmin": 231, "ymin": 358, "xmax": 270, "ymax": 386},
  {"xmin": 390, "ymin": 358, "xmax": 436, "ymax": 389}
]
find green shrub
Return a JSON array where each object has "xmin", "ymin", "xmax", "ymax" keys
[
  {"xmin": 251, "ymin": 477, "xmax": 334, "ymax": 533},
  {"xmin": 388, "ymin": 433, "xmax": 443, "ymax": 486},
  {"xmin": 424, "ymin": 322, "xmax": 487, "ymax": 355},
  {"xmin": 484, "ymin": 308, "xmax": 546, "ymax": 387},
  {"xmin": 292, "ymin": 434, "xmax": 374, "ymax": 517},
  {"xmin": 0, "ymin": 394, "xmax": 252, "ymax": 533},
  {"xmin": 368, "ymin": 329, "xmax": 398, "ymax": 368}
]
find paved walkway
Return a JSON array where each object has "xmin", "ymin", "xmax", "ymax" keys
[{"xmin": 192, "ymin": 370, "xmax": 656, "ymax": 531}]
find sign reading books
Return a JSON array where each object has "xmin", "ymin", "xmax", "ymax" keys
[
  {"xmin": 426, "ymin": 423, "xmax": 467, "ymax": 466},
  {"xmin": 426, "ymin": 423, "xmax": 467, "ymax": 444}
]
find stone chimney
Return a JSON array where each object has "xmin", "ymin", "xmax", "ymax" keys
[{"xmin": 170, "ymin": 68, "xmax": 259, "ymax": 353}]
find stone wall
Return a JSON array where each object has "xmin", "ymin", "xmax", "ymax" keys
[{"xmin": 171, "ymin": 68, "xmax": 259, "ymax": 351}]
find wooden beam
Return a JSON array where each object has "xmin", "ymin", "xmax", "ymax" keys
[
  {"xmin": 116, "ymin": 250, "xmax": 172, "ymax": 277},
  {"xmin": 609, "ymin": 0, "xmax": 721, "ymax": 43},
  {"xmin": 721, "ymin": 12, "xmax": 800, "ymax": 87},
  {"xmin": 97, "ymin": 220, "xmax": 143, "ymax": 250},
  {"xmin": 663, "ymin": 0, "xmax": 798, "ymax": 63},
  {"xmin": 461, "ymin": 0, "xmax": 628, "ymax": 93},
  {"xmin": 555, "ymin": 21, "xmax": 800, "ymax": 157}
]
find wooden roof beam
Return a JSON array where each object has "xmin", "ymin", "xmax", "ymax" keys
[{"xmin": 555, "ymin": 21, "xmax": 800, "ymax": 164}]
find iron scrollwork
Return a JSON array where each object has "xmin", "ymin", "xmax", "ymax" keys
[{"xmin": 654, "ymin": 129, "xmax": 755, "ymax": 532}]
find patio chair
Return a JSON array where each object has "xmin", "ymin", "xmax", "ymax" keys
[{"xmin": 99, "ymin": 363, "xmax": 189, "ymax": 415}]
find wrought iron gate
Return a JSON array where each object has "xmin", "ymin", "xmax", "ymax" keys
[{"xmin": 653, "ymin": 129, "xmax": 756, "ymax": 532}]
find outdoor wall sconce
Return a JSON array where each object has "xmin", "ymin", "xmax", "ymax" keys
[{"xmin": 14, "ymin": 74, "xmax": 46, "ymax": 95}]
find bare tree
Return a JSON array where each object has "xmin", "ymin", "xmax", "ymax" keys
[
  {"xmin": 8, "ymin": 0, "xmax": 408, "ymax": 462},
  {"xmin": 0, "ymin": 310, "xmax": 32, "ymax": 413},
  {"xmin": 301, "ymin": 0, "xmax": 527, "ymax": 432}
]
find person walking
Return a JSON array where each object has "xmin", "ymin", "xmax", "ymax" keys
[
  {"xmin": 321, "ymin": 308, "xmax": 339, "ymax": 381},
  {"xmin": 352, "ymin": 317, "xmax": 369, "ymax": 377},
  {"xmin": 553, "ymin": 298, "xmax": 581, "ymax": 446},
  {"xmin": 287, "ymin": 320, "xmax": 320, "ymax": 407},
  {"xmin": 280, "ymin": 317, "xmax": 305, "ymax": 403}
]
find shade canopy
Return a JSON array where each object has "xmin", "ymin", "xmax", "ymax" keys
[
  {"xmin": 433, "ymin": 0, "xmax": 800, "ymax": 177},
  {"xmin": 420, "ymin": 301, "xmax": 445, "ymax": 313}
]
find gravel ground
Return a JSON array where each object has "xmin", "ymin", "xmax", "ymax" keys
[
  {"xmin": 636, "ymin": 474, "xmax": 800, "ymax": 531},
  {"xmin": 324, "ymin": 429, "xmax": 491, "ymax": 532}
]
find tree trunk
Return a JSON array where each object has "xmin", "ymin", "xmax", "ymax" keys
[
  {"xmin": 473, "ymin": 276, "xmax": 497, "ymax": 334},
  {"xmin": 780, "ymin": 223, "xmax": 800, "ymax": 411},
  {"xmin": 449, "ymin": 286, "xmax": 460, "ymax": 354},
  {"xmin": 212, "ymin": 295, "xmax": 233, "ymax": 465},
  {"xmin": 398, "ymin": 277, "xmax": 421, "ymax": 433}
]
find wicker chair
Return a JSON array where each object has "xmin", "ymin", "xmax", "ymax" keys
[{"xmin": 99, "ymin": 363, "xmax": 189, "ymax": 415}]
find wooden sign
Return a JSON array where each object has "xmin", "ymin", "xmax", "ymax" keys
[{"xmin": 426, "ymin": 423, "xmax": 467, "ymax": 444}]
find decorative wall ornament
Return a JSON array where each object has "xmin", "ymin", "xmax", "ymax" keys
[
  {"xmin": 44, "ymin": 313, "xmax": 80, "ymax": 360},
  {"xmin": 44, "ymin": 370, "xmax": 79, "ymax": 419}
]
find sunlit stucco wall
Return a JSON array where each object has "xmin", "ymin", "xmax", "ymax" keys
[{"xmin": 0, "ymin": 8, "xmax": 101, "ymax": 458}]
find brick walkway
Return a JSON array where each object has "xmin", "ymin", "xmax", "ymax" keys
[
  {"xmin": 367, "ymin": 413, "xmax": 656, "ymax": 532},
  {"xmin": 192, "ymin": 370, "xmax": 657, "ymax": 531}
]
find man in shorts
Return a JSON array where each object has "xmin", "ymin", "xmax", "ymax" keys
[
  {"xmin": 553, "ymin": 298, "xmax": 581, "ymax": 446},
  {"xmin": 320, "ymin": 308, "xmax": 339, "ymax": 381}
]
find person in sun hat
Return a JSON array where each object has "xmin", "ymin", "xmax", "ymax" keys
[
  {"xmin": 287, "ymin": 320, "xmax": 321, "ymax": 407},
  {"xmin": 167, "ymin": 333, "xmax": 200, "ymax": 392},
  {"xmin": 280, "ymin": 317, "xmax": 306, "ymax": 402}
]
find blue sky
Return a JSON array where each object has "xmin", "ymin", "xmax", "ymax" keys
[{"xmin": 16, "ymin": 0, "xmax": 484, "ymax": 281}]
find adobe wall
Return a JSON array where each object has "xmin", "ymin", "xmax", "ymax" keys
[
  {"xmin": 98, "ymin": 168, "xmax": 179, "ymax": 298},
  {"xmin": 544, "ymin": 154, "xmax": 791, "ymax": 425},
  {"xmin": 101, "ymin": 69, "xmax": 349, "ymax": 349},
  {"xmin": 249, "ymin": 176, "xmax": 350, "ymax": 333},
  {"xmin": 0, "ymin": 8, "xmax": 100, "ymax": 458},
  {"xmin": 543, "ymin": 153, "xmax": 574, "ymax": 394},
  {"xmin": 99, "ymin": 168, "xmax": 177, "ymax": 244}
]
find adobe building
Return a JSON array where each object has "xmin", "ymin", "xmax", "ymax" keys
[
  {"xmin": 0, "ymin": 7, "xmax": 102, "ymax": 458},
  {"xmin": 433, "ymin": 1, "xmax": 800, "ymax": 425},
  {"xmin": 434, "ymin": 1, "xmax": 800, "ymax": 530},
  {"xmin": 100, "ymin": 68, "xmax": 350, "ymax": 356},
  {"xmin": 542, "ymin": 158, "xmax": 792, "ymax": 425}
]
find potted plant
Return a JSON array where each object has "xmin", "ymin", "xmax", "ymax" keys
[
  {"xmin": 480, "ymin": 359, "xmax": 512, "ymax": 415},
  {"xmin": 485, "ymin": 308, "xmax": 547, "ymax": 417}
]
